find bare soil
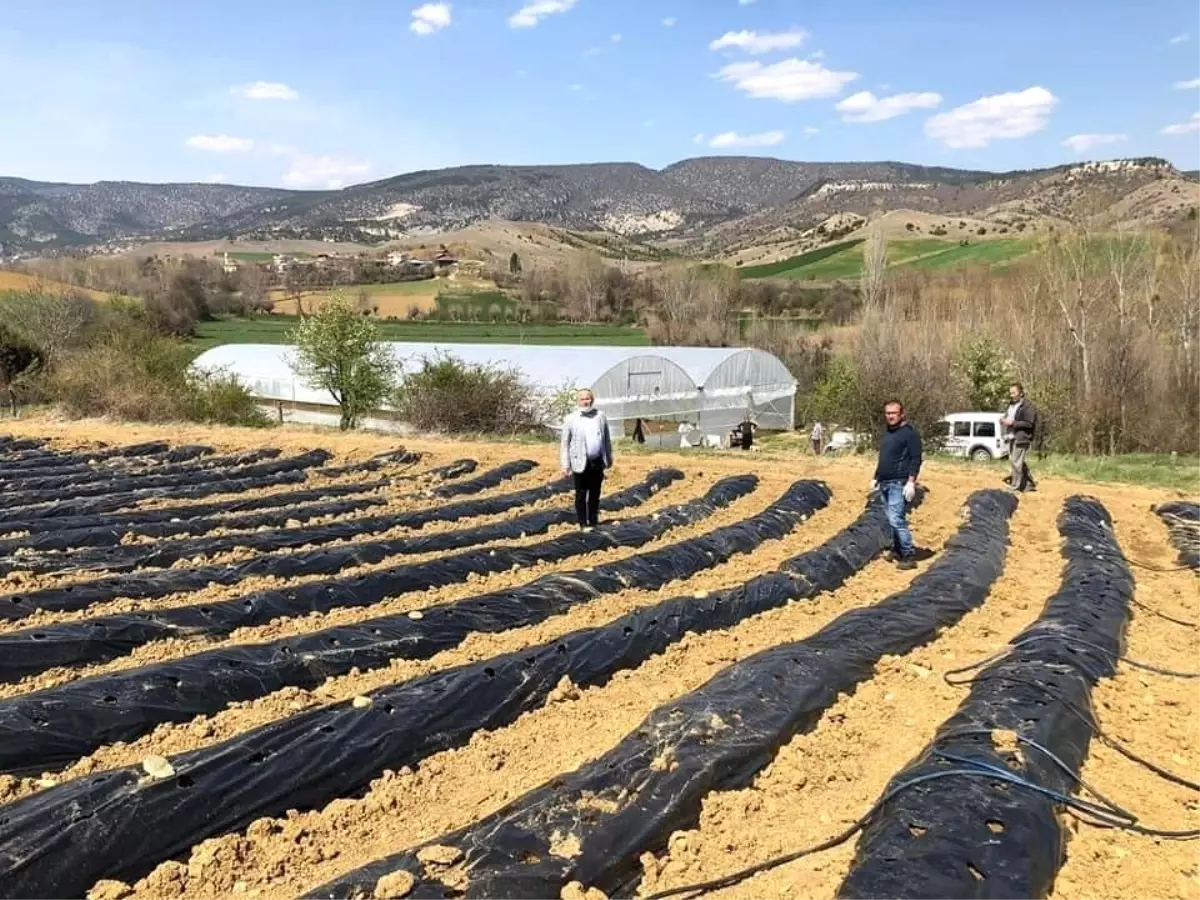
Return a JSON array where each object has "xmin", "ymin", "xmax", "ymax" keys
[{"xmin": 0, "ymin": 416, "xmax": 1194, "ymax": 900}]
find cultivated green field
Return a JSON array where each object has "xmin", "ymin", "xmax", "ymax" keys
[
  {"xmin": 740, "ymin": 237, "xmax": 1034, "ymax": 281},
  {"xmin": 191, "ymin": 316, "xmax": 652, "ymax": 352}
]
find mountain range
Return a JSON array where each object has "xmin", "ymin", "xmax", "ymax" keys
[{"xmin": 2, "ymin": 156, "xmax": 1197, "ymax": 260}]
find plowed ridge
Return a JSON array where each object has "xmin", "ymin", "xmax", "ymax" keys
[{"xmin": 0, "ymin": 429, "xmax": 1194, "ymax": 900}]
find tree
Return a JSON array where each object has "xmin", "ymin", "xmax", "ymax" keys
[
  {"xmin": 287, "ymin": 296, "xmax": 398, "ymax": 430},
  {"xmin": 0, "ymin": 323, "xmax": 44, "ymax": 417},
  {"xmin": 953, "ymin": 334, "xmax": 1013, "ymax": 411},
  {"xmin": 860, "ymin": 223, "xmax": 889, "ymax": 309},
  {"xmin": 509, "ymin": 252, "xmax": 522, "ymax": 275}
]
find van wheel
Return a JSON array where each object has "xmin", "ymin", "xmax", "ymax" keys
[{"xmin": 970, "ymin": 447, "xmax": 992, "ymax": 461}]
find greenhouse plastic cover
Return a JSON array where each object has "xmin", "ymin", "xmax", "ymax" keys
[{"xmin": 191, "ymin": 342, "xmax": 798, "ymax": 431}]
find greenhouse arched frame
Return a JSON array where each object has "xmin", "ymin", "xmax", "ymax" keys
[{"xmin": 191, "ymin": 342, "xmax": 797, "ymax": 435}]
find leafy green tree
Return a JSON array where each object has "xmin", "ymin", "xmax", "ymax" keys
[
  {"xmin": 287, "ymin": 296, "xmax": 398, "ymax": 430},
  {"xmin": 954, "ymin": 334, "xmax": 1013, "ymax": 411},
  {"xmin": 808, "ymin": 356, "xmax": 858, "ymax": 425}
]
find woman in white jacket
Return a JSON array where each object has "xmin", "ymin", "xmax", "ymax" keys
[{"xmin": 559, "ymin": 388, "xmax": 613, "ymax": 530}]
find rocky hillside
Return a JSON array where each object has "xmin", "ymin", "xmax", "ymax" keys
[
  {"xmin": 1, "ymin": 156, "xmax": 1195, "ymax": 259},
  {"xmin": 0, "ymin": 178, "xmax": 294, "ymax": 255}
]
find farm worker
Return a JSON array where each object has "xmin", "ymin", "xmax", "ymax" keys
[
  {"xmin": 1000, "ymin": 381, "xmax": 1038, "ymax": 492},
  {"xmin": 871, "ymin": 400, "xmax": 923, "ymax": 570},
  {"xmin": 560, "ymin": 388, "xmax": 613, "ymax": 530},
  {"xmin": 810, "ymin": 421, "xmax": 825, "ymax": 455}
]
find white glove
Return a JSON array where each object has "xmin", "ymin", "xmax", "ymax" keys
[{"xmin": 902, "ymin": 481, "xmax": 916, "ymax": 503}]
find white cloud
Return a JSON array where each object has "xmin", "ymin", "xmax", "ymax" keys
[
  {"xmin": 709, "ymin": 29, "xmax": 808, "ymax": 54},
  {"xmin": 582, "ymin": 45, "xmax": 603, "ymax": 56},
  {"xmin": 715, "ymin": 58, "xmax": 858, "ymax": 102},
  {"xmin": 836, "ymin": 90, "xmax": 942, "ymax": 123},
  {"xmin": 185, "ymin": 134, "xmax": 255, "ymax": 153},
  {"xmin": 923, "ymin": 86, "xmax": 1058, "ymax": 148},
  {"xmin": 410, "ymin": 2, "xmax": 452, "ymax": 35},
  {"xmin": 1061, "ymin": 133, "xmax": 1128, "ymax": 154},
  {"xmin": 1161, "ymin": 112, "xmax": 1200, "ymax": 135},
  {"xmin": 661, "ymin": 16, "xmax": 676, "ymax": 26},
  {"xmin": 230, "ymin": 81, "xmax": 298, "ymax": 101},
  {"xmin": 508, "ymin": 0, "xmax": 575, "ymax": 28},
  {"xmin": 1173, "ymin": 77, "xmax": 1200, "ymax": 89},
  {"xmin": 1169, "ymin": 32, "xmax": 1189, "ymax": 44},
  {"xmin": 804, "ymin": 126, "xmax": 820, "ymax": 135},
  {"xmin": 707, "ymin": 130, "xmax": 786, "ymax": 148},
  {"xmin": 739, "ymin": 0, "xmax": 757, "ymax": 5},
  {"xmin": 281, "ymin": 153, "xmax": 371, "ymax": 189},
  {"xmin": 611, "ymin": 33, "xmax": 622, "ymax": 42}
]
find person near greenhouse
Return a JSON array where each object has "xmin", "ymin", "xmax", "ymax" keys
[
  {"xmin": 560, "ymin": 388, "xmax": 613, "ymax": 530},
  {"xmin": 810, "ymin": 420, "xmax": 825, "ymax": 455},
  {"xmin": 1000, "ymin": 381, "xmax": 1038, "ymax": 492},
  {"xmin": 872, "ymin": 399, "xmax": 922, "ymax": 570}
]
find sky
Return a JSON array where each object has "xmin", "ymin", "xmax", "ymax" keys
[{"xmin": 1, "ymin": 0, "xmax": 1198, "ymax": 189}]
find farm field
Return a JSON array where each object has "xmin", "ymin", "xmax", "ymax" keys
[
  {"xmin": 267, "ymin": 278, "xmax": 504, "ymax": 318},
  {"xmin": 739, "ymin": 237, "xmax": 1034, "ymax": 281},
  {"xmin": 191, "ymin": 315, "xmax": 652, "ymax": 351},
  {"xmin": 0, "ymin": 269, "xmax": 115, "ymax": 302},
  {"xmin": 0, "ymin": 419, "xmax": 1196, "ymax": 900}
]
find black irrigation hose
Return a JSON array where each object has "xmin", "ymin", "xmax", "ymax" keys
[
  {"xmin": 0, "ymin": 443, "xmax": 210, "ymax": 482},
  {"xmin": 0, "ymin": 463, "xmax": 659, "ymax": 617},
  {"xmin": 0, "ymin": 451, "xmax": 333, "ymax": 524},
  {"xmin": 0, "ymin": 479, "xmax": 830, "ymax": 897},
  {"xmin": 0, "ymin": 447, "xmax": 280, "ymax": 494},
  {"xmin": 0, "ymin": 449, "xmax": 335, "ymax": 516},
  {"xmin": 0, "ymin": 440, "xmax": 171, "ymax": 472},
  {"xmin": 834, "ymin": 495, "xmax": 1155, "ymax": 899},
  {"xmin": 0, "ymin": 471, "xmax": 689, "ymax": 772},
  {"xmin": 303, "ymin": 489, "xmax": 1018, "ymax": 900},
  {"xmin": 0, "ymin": 459, "xmax": 539, "ymax": 582},
  {"xmin": 0, "ymin": 473, "xmax": 752, "ymax": 692},
  {"xmin": 642, "ymin": 748, "xmax": 1199, "ymax": 900},
  {"xmin": 1154, "ymin": 501, "xmax": 1200, "ymax": 571},
  {"xmin": 0, "ymin": 457, "xmax": 475, "ymax": 548},
  {"xmin": 0, "ymin": 480, "xmax": 393, "ymax": 549},
  {"xmin": 317, "ymin": 448, "xmax": 422, "ymax": 479}
]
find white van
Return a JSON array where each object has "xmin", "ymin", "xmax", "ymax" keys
[{"xmin": 941, "ymin": 412, "xmax": 1009, "ymax": 461}]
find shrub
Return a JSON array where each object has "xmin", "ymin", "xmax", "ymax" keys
[
  {"xmin": 392, "ymin": 352, "xmax": 541, "ymax": 435},
  {"xmin": 46, "ymin": 310, "xmax": 269, "ymax": 427}
]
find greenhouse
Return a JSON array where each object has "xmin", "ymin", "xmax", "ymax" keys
[{"xmin": 191, "ymin": 342, "xmax": 797, "ymax": 436}]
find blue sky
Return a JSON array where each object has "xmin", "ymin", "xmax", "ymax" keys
[{"xmin": 1, "ymin": 0, "xmax": 1197, "ymax": 188}]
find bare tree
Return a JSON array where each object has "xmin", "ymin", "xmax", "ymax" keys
[
  {"xmin": 652, "ymin": 263, "xmax": 702, "ymax": 344},
  {"xmin": 860, "ymin": 222, "xmax": 889, "ymax": 310}
]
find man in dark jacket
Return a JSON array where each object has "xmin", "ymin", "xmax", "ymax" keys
[
  {"xmin": 1000, "ymin": 382, "xmax": 1037, "ymax": 492},
  {"xmin": 873, "ymin": 400, "xmax": 922, "ymax": 570}
]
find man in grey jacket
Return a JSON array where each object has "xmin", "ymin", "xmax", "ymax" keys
[
  {"xmin": 1000, "ymin": 381, "xmax": 1038, "ymax": 492},
  {"xmin": 560, "ymin": 388, "xmax": 613, "ymax": 529}
]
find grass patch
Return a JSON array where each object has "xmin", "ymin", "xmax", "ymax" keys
[
  {"xmin": 738, "ymin": 239, "xmax": 864, "ymax": 279},
  {"xmin": 937, "ymin": 451, "xmax": 1199, "ymax": 493},
  {"xmin": 899, "ymin": 239, "xmax": 1033, "ymax": 272},
  {"xmin": 740, "ymin": 238, "xmax": 1035, "ymax": 282},
  {"xmin": 190, "ymin": 316, "xmax": 651, "ymax": 353}
]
